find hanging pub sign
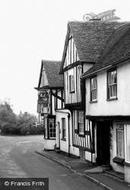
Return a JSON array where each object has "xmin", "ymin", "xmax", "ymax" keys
[{"xmin": 38, "ymin": 90, "xmax": 49, "ymax": 107}]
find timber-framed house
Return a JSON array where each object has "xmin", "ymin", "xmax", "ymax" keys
[
  {"xmin": 35, "ymin": 60, "xmax": 64, "ymax": 150},
  {"xmin": 59, "ymin": 21, "xmax": 123, "ymax": 159}
]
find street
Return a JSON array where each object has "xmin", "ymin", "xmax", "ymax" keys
[{"xmin": 0, "ymin": 135, "xmax": 103, "ymax": 190}]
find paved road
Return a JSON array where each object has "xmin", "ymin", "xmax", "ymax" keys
[{"xmin": 0, "ymin": 135, "xmax": 103, "ymax": 190}]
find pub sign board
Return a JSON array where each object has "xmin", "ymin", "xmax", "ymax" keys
[{"xmin": 38, "ymin": 90, "xmax": 49, "ymax": 107}]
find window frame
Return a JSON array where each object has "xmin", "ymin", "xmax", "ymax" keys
[
  {"xmin": 107, "ymin": 69, "xmax": 117, "ymax": 100},
  {"xmin": 90, "ymin": 76, "xmax": 97, "ymax": 102},
  {"xmin": 77, "ymin": 111, "xmax": 85, "ymax": 136},
  {"xmin": 69, "ymin": 74, "xmax": 75, "ymax": 93},
  {"xmin": 61, "ymin": 118, "xmax": 66, "ymax": 140},
  {"xmin": 116, "ymin": 124, "xmax": 125, "ymax": 159},
  {"xmin": 48, "ymin": 116, "xmax": 56, "ymax": 139}
]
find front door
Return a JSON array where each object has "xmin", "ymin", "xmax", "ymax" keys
[{"xmin": 96, "ymin": 121, "xmax": 110, "ymax": 165}]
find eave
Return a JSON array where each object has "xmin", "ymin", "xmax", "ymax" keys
[
  {"xmin": 86, "ymin": 115, "xmax": 130, "ymax": 121},
  {"xmin": 81, "ymin": 57, "xmax": 130, "ymax": 80},
  {"xmin": 60, "ymin": 61, "xmax": 94, "ymax": 74}
]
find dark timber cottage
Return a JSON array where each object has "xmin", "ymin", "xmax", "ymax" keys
[{"xmin": 36, "ymin": 60, "xmax": 64, "ymax": 150}]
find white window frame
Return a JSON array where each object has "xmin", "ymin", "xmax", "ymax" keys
[
  {"xmin": 90, "ymin": 77, "xmax": 97, "ymax": 102},
  {"xmin": 116, "ymin": 124, "xmax": 125, "ymax": 159},
  {"xmin": 107, "ymin": 69, "xmax": 117, "ymax": 99},
  {"xmin": 48, "ymin": 118, "xmax": 56, "ymax": 139}
]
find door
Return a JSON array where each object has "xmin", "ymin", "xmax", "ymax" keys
[{"xmin": 96, "ymin": 121, "xmax": 110, "ymax": 165}]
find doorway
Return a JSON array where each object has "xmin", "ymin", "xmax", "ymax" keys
[{"xmin": 96, "ymin": 121, "xmax": 110, "ymax": 165}]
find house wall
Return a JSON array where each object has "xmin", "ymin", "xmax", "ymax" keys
[
  {"xmin": 85, "ymin": 61, "xmax": 130, "ymax": 116},
  {"xmin": 64, "ymin": 63, "xmax": 93, "ymax": 105},
  {"xmin": 85, "ymin": 61, "xmax": 130, "ymax": 182},
  {"xmin": 56, "ymin": 110, "xmax": 79, "ymax": 156},
  {"xmin": 43, "ymin": 138, "xmax": 56, "ymax": 150},
  {"xmin": 110, "ymin": 122, "xmax": 130, "ymax": 182},
  {"xmin": 110, "ymin": 122, "xmax": 124, "ymax": 173}
]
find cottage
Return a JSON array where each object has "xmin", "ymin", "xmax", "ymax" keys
[
  {"xmin": 59, "ymin": 21, "xmax": 123, "ymax": 159},
  {"xmin": 35, "ymin": 60, "xmax": 64, "ymax": 150},
  {"xmin": 82, "ymin": 23, "xmax": 130, "ymax": 182}
]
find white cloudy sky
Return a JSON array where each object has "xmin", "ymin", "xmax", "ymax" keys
[{"xmin": 0, "ymin": 0, "xmax": 129, "ymax": 115}]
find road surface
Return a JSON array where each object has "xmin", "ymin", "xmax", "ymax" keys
[{"xmin": 0, "ymin": 135, "xmax": 103, "ymax": 190}]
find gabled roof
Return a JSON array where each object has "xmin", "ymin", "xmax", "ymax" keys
[
  {"xmin": 60, "ymin": 21, "xmax": 123, "ymax": 74},
  {"xmin": 82, "ymin": 23, "xmax": 130, "ymax": 78},
  {"xmin": 36, "ymin": 60, "xmax": 63, "ymax": 90}
]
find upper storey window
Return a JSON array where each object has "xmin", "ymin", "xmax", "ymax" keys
[
  {"xmin": 64, "ymin": 37, "xmax": 79, "ymax": 67},
  {"xmin": 90, "ymin": 77, "xmax": 97, "ymax": 102},
  {"xmin": 69, "ymin": 75, "xmax": 75, "ymax": 93},
  {"xmin": 107, "ymin": 69, "xmax": 117, "ymax": 100}
]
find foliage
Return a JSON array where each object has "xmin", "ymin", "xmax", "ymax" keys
[{"xmin": 0, "ymin": 101, "xmax": 44, "ymax": 135}]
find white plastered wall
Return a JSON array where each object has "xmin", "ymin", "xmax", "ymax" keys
[
  {"xmin": 85, "ymin": 61, "xmax": 130, "ymax": 116},
  {"xmin": 56, "ymin": 110, "xmax": 79, "ymax": 156}
]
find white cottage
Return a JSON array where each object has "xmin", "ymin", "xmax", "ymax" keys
[
  {"xmin": 82, "ymin": 23, "xmax": 130, "ymax": 182},
  {"xmin": 35, "ymin": 60, "xmax": 64, "ymax": 150}
]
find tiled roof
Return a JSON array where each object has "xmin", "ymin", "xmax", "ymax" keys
[
  {"xmin": 82, "ymin": 23, "xmax": 130, "ymax": 78},
  {"xmin": 60, "ymin": 21, "xmax": 123, "ymax": 73},
  {"xmin": 38, "ymin": 60, "xmax": 63, "ymax": 89}
]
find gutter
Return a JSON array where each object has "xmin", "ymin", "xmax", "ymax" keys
[
  {"xmin": 81, "ymin": 57, "xmax": 130, "ymax": 80},
  {"xmin": 81, "ymin": 65, "xmax": 112, "ymax": 79}
]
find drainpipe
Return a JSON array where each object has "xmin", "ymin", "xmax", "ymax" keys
[{"xmin": 68, "ymin": 113, "xmax": 71, "ymax": 157}]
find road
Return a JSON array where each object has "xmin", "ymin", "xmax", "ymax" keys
[{"xmin": 0, "ymin": 135, "xmax": 103, "ymax": 190}]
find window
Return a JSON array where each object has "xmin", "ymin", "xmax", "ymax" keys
[
  {"xmin": 78, "ymin": 111, "xmax": 84, "ymax": 135},
  {"xmin": 107, "ymin": 69, "xmax": 117, "ymax": 99},
  {"xmin": 90, "ymin": 77, "xmax": 97, "ymax": 101},
  {"xmin": 69, "ymin": 75, "xmax": 75, "ymax": 93},
  {"xmin": 116, "ymin": 124, "xmax": 124, "ymax": 158},
  {"xmin": 62, "ymin": 118, "xmax": 66, "ymax": 140},
  {"xmin": 48, "ymin": 118, "xmax": 56, "ymax": 138}
]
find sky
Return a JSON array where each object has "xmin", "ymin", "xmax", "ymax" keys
[{"xmin": 0, "ymin": 0, "xmax": 129, "ymax": 115}]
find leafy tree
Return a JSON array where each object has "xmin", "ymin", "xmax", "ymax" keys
[
  {"xmin": 0, "ymin": 101, "xmax": 17, "ymax": 134},
  {"xmin": 0, "ymin": 101, "xmax": 43, "ymax": 135}
]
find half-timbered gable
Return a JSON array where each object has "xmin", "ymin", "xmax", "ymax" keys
[
  {"xmin": 59, "ymin": 21, "xmax": 124, "ymax": 159},
  {"xmin": 64, "ymin": 36, "xmax": 79, "ymax": 68},
  {"xmin": 35, "ymin": 60, "xmax": 64, "ymax": 150}
]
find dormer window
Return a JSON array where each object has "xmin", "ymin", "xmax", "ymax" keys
[{"xmin": 107, "ymin": 69, "xmax": 117, "ymax": 100}]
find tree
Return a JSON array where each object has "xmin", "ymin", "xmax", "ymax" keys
[
  {"xmin": 16, "ymin": 112, "xmax": 37, "ymax": 135},
  {"xmin": 0, "ymin": 101, "xmax": 43, "ymax": 135},
  {"xmin": 0, "ymin": 101, "xmax": 17, "ymax": 134}
]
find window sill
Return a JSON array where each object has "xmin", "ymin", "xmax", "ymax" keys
[
  {"xmin": 90, "ymin": 100, "xmax": 97, "ymax": 104},
  {"xmin": 107, "ymin": 97, "xmax": 118, "ymax": 101},
  {"xmin": 113, "ymin": 157, "xmax": 124, "ymax": 166}
]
